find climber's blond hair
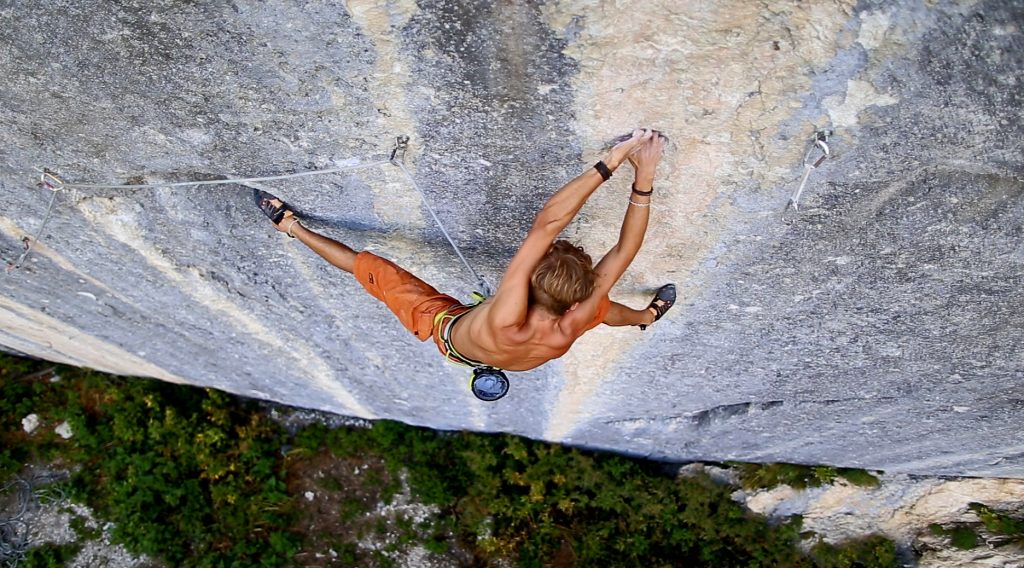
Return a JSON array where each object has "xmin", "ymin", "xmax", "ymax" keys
[{"xmin": 529, "ymin": 240, "xmax": 597, "ymax": 315}]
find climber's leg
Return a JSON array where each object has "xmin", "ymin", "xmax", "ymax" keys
[
  {"xmin": 602, "ymin": 301, "xmax": 656, "ymax": 327},
  {"xmin": 253, "ymin": 190, "xmax": 359, "ymax": 272},
  {"xmin": 287, "ymin": 217, "xmax": 457, "ymax": 339},
  {"xmin": 290, "ymin": 222, "xmax": 358, "ymax": 273},
  {"xmin": 254, "ymin": 191, "xmax": 459, "ymax": 340},
  {"xmin": 254, "ymin": 190, "xmax": 458, "ymax": 340},
  {"xmin": 350, "ymin": 252, "xmax": 459, "ymax": 341}
]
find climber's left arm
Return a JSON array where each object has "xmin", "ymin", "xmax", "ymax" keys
[{"xmin": 588, "ymin": 132, "xmax": 665, "ymax": 301}]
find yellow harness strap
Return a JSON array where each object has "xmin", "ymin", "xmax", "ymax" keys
[{"xmin": 433, "ymin": 292, "xmax": 489, "ymax": 368}]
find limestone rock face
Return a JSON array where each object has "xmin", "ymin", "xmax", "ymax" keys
[
  {"xmin": 1, "ymin": 0, "xmax": 1021, "ymax": 476},
  {"xmin": 743, "ymin": 476, "xmax": 1024, "ymax": 566}
]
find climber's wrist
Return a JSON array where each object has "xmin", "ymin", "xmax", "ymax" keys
[
  {"xmin": 283, "ymin": 217, "xmax": 302, "ymax": 238},
  {"xmin": 633, "ymin": 172, "xmax": 654, "ymax": 190},
  {"xmin": 602, "ymin": 152, "xmax": 624, "ymax": 172}
]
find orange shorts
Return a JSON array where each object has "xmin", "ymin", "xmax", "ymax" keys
[
  {"xmin": 353, "ymin": 251, "xmax": 611, "ymax": 349},
  {"xmin": 353, "ymin": 252, "xmax": 461, "ymax": 342}
]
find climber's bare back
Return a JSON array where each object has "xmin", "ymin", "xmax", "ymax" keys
[{"xmin": 448, "ymin": 296, "xmax": 604, "ymax": 372}]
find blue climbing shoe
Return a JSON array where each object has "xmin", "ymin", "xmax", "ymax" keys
[{"xmin": 639, "ymin": 284, "xmax": 676, "ymax": 331}]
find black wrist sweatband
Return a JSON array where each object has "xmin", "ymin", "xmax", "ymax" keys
[
  {"xmin": 631, "ymin": 183, "xmax": 654, "ymax": 197},
  {"xmin": 594, "ymin": 161, "xmax": 613, "ymax": 181}
]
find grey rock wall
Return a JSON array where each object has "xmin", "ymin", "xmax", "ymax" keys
[{"xmin": 1, "ymin": 0, "xmax": 1021, "ymax": 477}]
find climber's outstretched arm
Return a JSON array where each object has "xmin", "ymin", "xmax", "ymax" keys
[
  {"xmin": 588, "ymin": 132, "xmax": 666, "ymax": 300},
  {"xmin": 487, "ymin": 129, "xmax": 654, "ymax": 328}
]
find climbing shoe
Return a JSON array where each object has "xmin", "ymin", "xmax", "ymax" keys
[
  {"xmin": 253, "ymin": 188, "xmax": 292, "ymax": 225},
  {"xmin": 639, "ymin": 283, "xmax": 676, "ymax": 331}
]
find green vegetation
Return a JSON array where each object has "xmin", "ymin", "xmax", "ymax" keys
[
  {"xmin": 1, "ymin": 354, "xmax": 900, "ymax": 566},
  {"xmin": 68, "ymin": 514, "xmax": 102, "ymax": 541},
  {"xmin": 970, "ymin": 502, "xmax": 1024, "ymax": 543},
  {"xmin": 808, "ymin": 535, "xmax": 900, "ymax": 567},
  {"xmin": 733, "ymin": 462, "xmax": 881, "ymax": 490},
  {"xmin": 836, "ymin": 468, "xmax": 883, "ymax": 488},
  {"xmin": 17, "ymin": 543, "xmax": 82, "ymax": 568},
  {"xmin": 949, "ymin": 526, "xmax": 980, "ymax": 550},
  {"xmin": 1, "ymin": 356, "xmax": 299, "ymax": 566},
  {"xmin": 300, "ymin": 420, "xmax": 819, "ymax": 565},
  {"xmin": 927, "ymin": 504, "xmax": 1024, "ymax": 552},
  {"xmin": 929, "ymin": 523, "xmax": 980, "ymax": 550}
]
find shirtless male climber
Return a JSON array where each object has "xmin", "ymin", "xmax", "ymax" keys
[{"xmin": 255, "ymin": 128, "xmax": 675, "ymax": 400}]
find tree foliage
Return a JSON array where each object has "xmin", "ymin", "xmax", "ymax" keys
[
  {"xmin": 1, "ymin": 355, "xmax": 299, "ymax": 566},
  {"xmin": 1, "ymin": 354, "xmax": 900, "ymax": 567}
]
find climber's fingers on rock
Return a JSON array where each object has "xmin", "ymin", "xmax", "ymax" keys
[
  {"xmin": 610, "ymin": 128, "xmax": 657, "ymax": 167},
  {"xmin": 652, "ymin": 132, "xmax": 667, "ymax": 152}
]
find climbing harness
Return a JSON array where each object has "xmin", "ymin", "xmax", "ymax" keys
[
  {"xmin": 433, "ymin": 292, "xmax": 510, "ymax": 402},
  {"xmin": 12, "ymin": 138, "xmax": 494, "ymax": 298},
  {"xmin": 783, "ymin": 129, "xmax": 832, "ymax": 218}
]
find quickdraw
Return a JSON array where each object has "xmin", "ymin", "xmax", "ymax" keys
[{"xmin": 783, "ymin": 129, "xmax": 832, "ymax": 217}]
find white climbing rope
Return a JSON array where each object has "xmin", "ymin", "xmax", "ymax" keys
[
  {"xmin": 8, "ymin": 139, "xmax": 494, "ymax": 296},
  {"xmin": 4, "ymin": 174, "xmax": 63, "ymax": 274},
  {"xmin": 45, "ymin": 160, "xmax": 393, "ymax": 190},
  {"xmin": 389, "ymin": 136, "xmax": 494, "ymax": 296}
]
